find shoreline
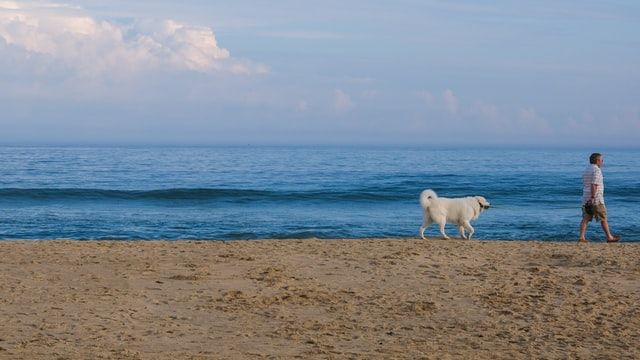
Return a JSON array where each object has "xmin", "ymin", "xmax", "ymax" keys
[
  {"xmin": 2, "ymin": 236, "xmax": 638, "ymax": 242},
  {"xmin": 1, "ymin": 238, "xmax": 638, "ymax": 359}
]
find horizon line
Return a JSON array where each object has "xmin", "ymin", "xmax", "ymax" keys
[{"xmin": 0, "ymin": 143, "xmax": 639, "ymax": 151}]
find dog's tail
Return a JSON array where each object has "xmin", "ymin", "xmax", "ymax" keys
[{"xmin": 419, "ymin": 189, "xmax": 438, "ymax": 209}]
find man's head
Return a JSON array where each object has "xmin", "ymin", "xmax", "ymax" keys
[{"xmin": 590, "ymin": 153, "xmax": 603, "ymax": 167}]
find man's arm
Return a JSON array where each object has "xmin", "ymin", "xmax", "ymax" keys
[{"xmin": 590, "ymin": 183, "xmax": 598, "ymax": 201}]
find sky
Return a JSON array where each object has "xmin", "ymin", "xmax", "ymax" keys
[{"xmin": 0, "ymin": 0, "xmax": 638, "ymax": 147}]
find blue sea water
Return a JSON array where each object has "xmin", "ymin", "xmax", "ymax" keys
[{"xmin": 0, "ymin": 146, "xmax": 638, "ymax": 241}]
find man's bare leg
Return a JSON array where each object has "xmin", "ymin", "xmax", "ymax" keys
[
  {"xmin": 579, "ymin": 219, "xmax": 589, "ymax": 242},
  {"xmin": 600, "ymin": 220, "xmax": 618, "ymax": 242}
]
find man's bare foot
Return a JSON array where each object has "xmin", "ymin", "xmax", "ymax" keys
[
  {"xmin": 607, "ymin": 235, "xmax": 621, "ymax": 243},
  {"xmin": 578, "ymin": 238, "xmax": 588, "ymax": 243}
]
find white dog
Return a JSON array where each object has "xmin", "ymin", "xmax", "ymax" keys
[{"xmin": 419, "ymin": 189, "xmax": 490, "ymax": 240}]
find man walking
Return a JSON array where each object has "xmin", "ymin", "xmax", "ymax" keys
[{"xmin": 579, "ymin": 153, "xmax": 620, "ymax": 243}]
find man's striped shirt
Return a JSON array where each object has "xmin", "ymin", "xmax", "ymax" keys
[{"xmin": 582, "ymin": 164, "xmax": 604, "ymax": 205}]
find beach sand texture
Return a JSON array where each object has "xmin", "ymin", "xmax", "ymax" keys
[{"xmin": 0, "ymin": 239, "xmax": 638, "ymax": 359}]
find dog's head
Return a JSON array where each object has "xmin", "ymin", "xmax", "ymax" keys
[{"xmin": 475, "ymin": 196, "xmax": 491, "ymax": 211}]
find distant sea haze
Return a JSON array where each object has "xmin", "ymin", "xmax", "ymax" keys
[{"xmin": 0, "ymin": 146, "xmax": 638, "ymax": 241}]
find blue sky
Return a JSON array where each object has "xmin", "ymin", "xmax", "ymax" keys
[{"xmin": 1, "ymin": 0, "xmax": 638, "ymax": 146}]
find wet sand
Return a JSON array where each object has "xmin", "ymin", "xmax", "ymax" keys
[{"xmin": 0, "ymin": 238, "xmax": 638, "ymax": 359}]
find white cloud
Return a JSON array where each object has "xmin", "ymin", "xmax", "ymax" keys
[
  {"xmin": 443, "ymin": 89, "xmax": 458, "ymax": 115},
  {"xmin": 334, "ymin": 89, "xmax": 354, "ymax": 112},
  {"xmin": 418, "ymin": 88, "xmax": 559, "ymax": 136},
  {"xmin": 469, "ymin": 101, "xmax": 504, "ymax": 128},
  {"xmin": 419, "ymin": 88, "xmax": 460, "ymax": 115},
  {"xmin": 569, "ymin": 107, "xmax": 640, "ymax": 133},
  {"xmin": 468, "ymin": 103, "xmax": 553, "ymax": 134},
  {"xmin": 516, "ymin": 107, "xmax": 551, "ymax": 133},
  {"xmin": 0, "ymin": 2, "xmax": 19, "ymax": 10},
  {"xmin": 0, "ymin": 1, "xmax": 267, "ymax": 78}
]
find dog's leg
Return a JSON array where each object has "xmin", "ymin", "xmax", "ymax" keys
[
  {"xmin": 463, "ymin": 221, "xmax": 474, "ymax": 240},
  {"xmin": 439, "ymin": 222, "xmax": 450, "ymax": 239},
  {"xmin": 419, "ymin": 219, "xmax": 432, "ymax": 239},
  {"xmin": 458, "ymin": 225, "xmax": 466, "ymax": 239}
]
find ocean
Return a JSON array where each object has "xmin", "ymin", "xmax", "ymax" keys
[{"xmin": 0, "ymin": 146, "xmax": 638, "ymax": 241}]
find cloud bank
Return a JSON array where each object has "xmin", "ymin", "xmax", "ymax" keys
[
  {"xmin": 0, "ymin": 1, "xmax": 267, "ymax": 78},
  {"xmin": 334, "ymin": 89, "xmax": 354, "ymax": 112}
]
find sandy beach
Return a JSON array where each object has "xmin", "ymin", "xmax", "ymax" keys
[{"xmin": 0, "ymin": 239, "xmax": 638, "ymax": 359}]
